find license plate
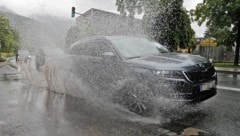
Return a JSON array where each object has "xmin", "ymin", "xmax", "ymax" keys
[{"xmin": 200, "ymin": 80, "xmax": 216, "ymax": 92}]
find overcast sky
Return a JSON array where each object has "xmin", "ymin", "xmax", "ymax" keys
[{"xmin": 0, "ymin": 0, "xmax": 205, "ymax": 37}]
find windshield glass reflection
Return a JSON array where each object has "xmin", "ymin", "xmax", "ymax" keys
[{"xmin": 111, "ymin": 37, "xmax": 169, "ymax": 59}]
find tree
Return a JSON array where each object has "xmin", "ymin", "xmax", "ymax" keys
[
  {"xmin": 194, "ymin": 0, "xmax": 240, "ymax": 66},
  {"xmin": 205, "ymin": 25, "xmax": 235, "ymax": 49},
  {"xmin": 116, "ymin": 0, "xmax": 195, "ymax": 50},
  {"xmin": 0, "ymin": 15, "xmax": 19, "ymax": 53}
]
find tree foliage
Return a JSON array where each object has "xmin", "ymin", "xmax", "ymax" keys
[
  {"xmin": 194, "ymin": 0, "xmax": 240, "ymax": 65},
  {"xmin": 0, "ymin": 15, "xmax": 19, "ymax": 53},
  {"xmin": 205, "ymin": 26, "xmax": 235, "ymax": 48},
  {"xmin": 116, "ymin": 0, "xmax": 195, "ymax": 50}
]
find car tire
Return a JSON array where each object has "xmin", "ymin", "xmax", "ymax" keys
[{"xmin": 113, "ymin": 81, "xmax": 156, "ymax": 116}]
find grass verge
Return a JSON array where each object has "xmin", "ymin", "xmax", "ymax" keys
[{"xmin": 213, "ymin": 62, "xmax": 239, "ymax": 68}]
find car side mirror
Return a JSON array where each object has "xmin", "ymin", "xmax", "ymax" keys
[
  {"xmin": 102, "ymin": 52, "xmax": 117, "ymax": 60},
  {"xmin": 102, "ymin": 52, "xmax": 115, "ymax": 56}
]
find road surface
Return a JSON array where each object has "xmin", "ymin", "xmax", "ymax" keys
[{"xmin": 0, "ymin": 61, "xmax": 240, "ymax": 136}]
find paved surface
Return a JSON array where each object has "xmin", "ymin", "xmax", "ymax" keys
[
  {"xmin": 0, "ymin": 59, "xmax": 240, "ymax": 136},
  {"xmin": 215, "ymin": 67, "xmax": 240, "ymax": 74}
]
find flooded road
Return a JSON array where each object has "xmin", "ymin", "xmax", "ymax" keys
[
  {"xmin": 0, "ymin": 83, "xmax": 161, "ymax": 136},
  {"xmin": 0, "ymin": 60, "xmax": 165, "ymax": 136},
  {"xmin": 217, "ymin": 73, "xmax": 240, "ymax": 89},
  {"xmin": 0, "ymin": 59, "xmax": 240, "ymax": 136}
]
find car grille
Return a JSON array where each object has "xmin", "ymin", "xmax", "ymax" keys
[{"xmin": 184, "ymin": 65, "xmax": 216, "ymax": 83}]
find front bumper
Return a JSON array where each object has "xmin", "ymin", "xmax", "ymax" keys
[
  {"xmin": 172, "ymin": 87, "xmax": 217, "ymax": 103},
  {"xmin": 154, "ymin": 76, "xmax": 217, "ymax": 103},
  {"xmin": 170, "ymin": 77, "xmax": 217, "ymax": 103}
]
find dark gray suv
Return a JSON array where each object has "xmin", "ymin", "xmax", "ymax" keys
[{"xmin": 68, "ymin": 36, "xmax": 217, "ymax": 115}]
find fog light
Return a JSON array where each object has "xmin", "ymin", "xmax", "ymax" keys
[{"xmin": 209, "ymin": 58, "xmax": 213, "ymax": 63}]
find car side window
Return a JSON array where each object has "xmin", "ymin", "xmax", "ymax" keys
[
  {"xmin": 71, "ymin": 39, "xmax": 114, "ymax": 57},
  {"xmin": 70, "ymin": 42, "xmax": 86, "ymax": 55},
  {"xmin": 85, "ymin": 40, "xmax": 114, "ymax": 57}
]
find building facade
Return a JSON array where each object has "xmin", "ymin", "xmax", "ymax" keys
[
  {"xmin": 65, "ymin": 8, "xmax": 148, "ymax": 49},
  {"xmin": 75, "ymin": 8, "xmax": 145, "ymax": 38}
]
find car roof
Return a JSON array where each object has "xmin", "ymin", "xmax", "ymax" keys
[
  {"xmin": 69, "ymin": 35, "xmax": 148, "ymax": 50},
  {"xmin": 105, "ymin": 36, "xmax": 146, "ymax": 40},
  {"xmin": 71, "ymin": 35, "xmax": 145, "ymax": 45}
]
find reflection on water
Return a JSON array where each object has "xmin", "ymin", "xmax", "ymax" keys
[{"xmin": 17, "ymin": 83, "xmax": 210, "ymax": 136}]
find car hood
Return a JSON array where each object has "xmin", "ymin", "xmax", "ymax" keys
[{"xmin": 125, "ymin": 53, "xmax": 210, "ymax": 71}]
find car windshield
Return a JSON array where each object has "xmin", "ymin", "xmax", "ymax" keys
[{"xmin": 111, "ymin": 37, "xmax": 169, "ymax": 59}]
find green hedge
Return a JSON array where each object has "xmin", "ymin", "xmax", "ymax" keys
[
  {"xmin": 0, "ymin": 52, "xmax": 15, "ymax": 62},
  {"xmin": 0, "ymin": 52, "xmax": 15, "ymax": 57},
  {"xmin": 213, "ymin": 62, "xmax": 239, "ymax": 68}
]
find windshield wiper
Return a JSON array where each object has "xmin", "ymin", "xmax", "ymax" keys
[{"xmin": 126, "ymin": 56, "xmax": 142, "ymax": 59}]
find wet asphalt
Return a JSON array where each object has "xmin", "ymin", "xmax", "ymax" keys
[
  {"xmin": 0, "ymin": 61, "xmax": 240, "ymax": 136},
  {"xmin": 217, "ymin": 73, "xmax": 240, "ymax": 89}
]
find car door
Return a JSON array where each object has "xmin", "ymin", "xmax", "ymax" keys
[
  {"xmin": 86, "ymin": 39, "xmax": 124, "ymax": 92},
  {"xmin": 70, "ymin": 38, "xmax": 124, "ymax": 94}
]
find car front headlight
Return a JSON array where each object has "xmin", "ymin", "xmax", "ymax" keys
[
  {"xmin": 209, "ymin": 58, "xmax": 213, "ymax": 63},
  {"xmin": 152, "ymin": 70, "xmax": 184, "ymax": 79}
]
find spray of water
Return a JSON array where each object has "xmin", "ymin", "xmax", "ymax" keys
[
  {"xmin": 15, "ymin": 46, "xmax": 204, "ymax": 127},
  {"xmin": 15, "ymin": 0, "xmax": 199, "ymax": 125}
]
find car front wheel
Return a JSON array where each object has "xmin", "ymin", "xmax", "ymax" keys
[{"xmin": 113, "ymin": 82, "xmax": 156, "ymax": 116}]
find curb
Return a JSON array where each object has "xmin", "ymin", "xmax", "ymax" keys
[
  {"xmin": 0, "ymin": 57, "xmax": 19, "ymax": 69},
  {"xmin": 0, "ymin": 59, "xmax": 9, "ymax": 68}
]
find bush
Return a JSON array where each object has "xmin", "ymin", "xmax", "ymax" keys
[
  {"xmin": 0, "ymin": 52, "xmax": 14, "ymax": 62},
  {"xmin": 0, "ymin": 57, "xmax": 6, "ymax": 62},
  {"xmin": 213, "ymin": 62, "xmax": 239, "ymax": 67},
  {"xmin": 0, "ymin": 52, "xmax": 15, "ymax": 57}
]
